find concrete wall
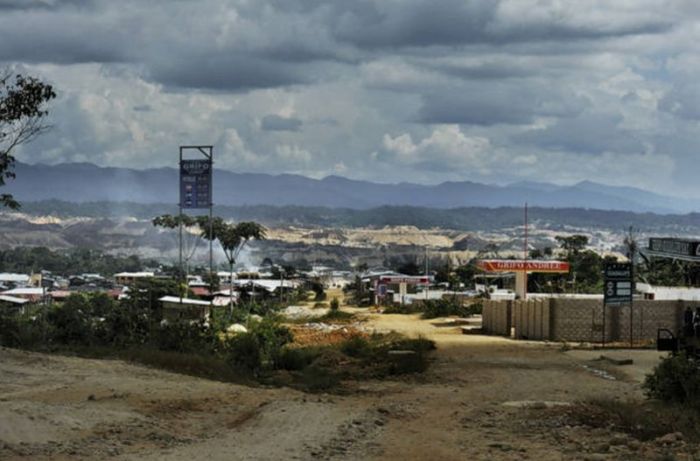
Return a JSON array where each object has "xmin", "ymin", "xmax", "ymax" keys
[
  {"xmin": 513, "ymin": 299, "xmax": 550, "ymax": 340},
  {"xmin": 482, "ymin": 298, "xmax": 687, "ymax": 343},
  {"xmin": 482, "ymin": 299, "xmax": 511, "ymax": 336}
]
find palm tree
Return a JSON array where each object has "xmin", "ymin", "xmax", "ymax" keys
[
  {"xmin": 201, "ymin": 218, "xmax": 266, "ymax": 316},
  {"xmin": 152, "ymin": 214, "xmax": 204, "ymax": 284}
]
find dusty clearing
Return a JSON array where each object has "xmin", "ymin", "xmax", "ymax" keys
[{"xmin": 0, "ymin": 312, "xmax": 692, "ymax": 460}]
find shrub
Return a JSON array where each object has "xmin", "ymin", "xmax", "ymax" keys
[
  {"xmin": 154, "ymin": 321, "xmax": 218, "ymax": 354},
  {"xmin": 340, "ymin": 336, "xmax": 372, "ymax": 358},
  {"xmin": 276, "ymin": 347, "xmax": 320, "ymax": 371},
  {"xmin": 329, "ymin": 297, "xmax": 340, "ymax": 311},
  {"xmin": 225, "ymin": 318, "xmax": 293, "ymax": 372},
  {"xmin": 226, "ymin": 332, "xmax": 262, "ymax": 372},
  {"xmin": 47, "ymin": 297, "xmax": 91, "ymax": 345},
  {"xmin": 383, "ymin": 304, "xmax": 422, "ymax": 315},
  {"xmin": 644, "ymin": 353, "xmax": 700, "ymax": 411},
  {"xmin": 0, "ymin": 312, "xmax": 49, "ymax": 349}
]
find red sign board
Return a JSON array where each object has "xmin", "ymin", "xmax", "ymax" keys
[
  {"xmin": 476, "ymin": 260, "xmax": 569, "ymax": 273},
  {"xmin": 379, "ymin": 276, "xmax": 430, "ymax": 285}
]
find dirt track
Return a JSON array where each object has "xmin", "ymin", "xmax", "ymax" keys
[{"xmin": 0, "ymin": 313, "xmax": 688, "ymax": 460}]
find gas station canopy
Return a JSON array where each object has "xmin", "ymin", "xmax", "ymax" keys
[{"xmin": 476, "ymin": 260, "xmax": 570, "ymax": 273}]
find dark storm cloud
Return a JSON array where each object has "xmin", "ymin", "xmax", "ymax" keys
[
  {"xmin": 0, "ymin": 6, "xmax": 129, "ymax": 64},
  {"xmin": 416, "ymin": 82, "xmax": 586, "ymax": 125},
  {"xmin": 147, "ymin": 55, "xmax": 311, "ymax": 92},
  {"xmin": 331, "ymin": 0, "xmax": 671, "ymax": 49},
  {"xmin": 0, "ymin": 0, "xmax": 91, "ymax": 10},
  {"xmin": 261, "ymin": 115, "xmax": 303, "ymax": 132},
  {"xmin": 434, "ymin": 62, "xmax": 535, "ymax": 80}
]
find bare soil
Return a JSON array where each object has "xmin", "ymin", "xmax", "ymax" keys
[{"xmin": 0, "ymin": 311, "xmax": 694, "ymax": 460}]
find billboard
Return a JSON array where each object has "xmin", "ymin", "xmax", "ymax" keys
[
  {"xmin": 648, "ymin": 238, "xmax": 700, "ymax": 258},
  {"xmin": 476, "ymin": 260, "xmax": 569, "ymax": 273},
  {"xmin": 379, "ymin": 275, "xmax": 430, "ymax": 285},
  {"xmin": 180, "ymin": 159, "xmax": 212, "ymax": 209},
  {"xmin": 604, "ymin": 262, "xmax": 632, "ymax": 306}
]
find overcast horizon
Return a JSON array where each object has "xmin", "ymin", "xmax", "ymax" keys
[{"xmin": 4, "ymin": 1, "xmax": 700, "ymax": 197}]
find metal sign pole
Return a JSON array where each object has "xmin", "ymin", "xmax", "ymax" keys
[
  {"xmin": 179, "ymin": 147, "xmax": 184, "ymax": 303},
  {"xmin": 630, "ymin": 261, "xmax": 634, "ymax": 348},
  {"xmin": 602, "ymin": 303, "xmax": 606, "ymax": 348},
  {"xmin": 207, "ymin": 148, "xmax": 214, "ymax": 308}
]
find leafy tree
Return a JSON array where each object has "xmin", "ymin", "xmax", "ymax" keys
[
  {"xmin": 1, "ymin": 71, "xmax": 56, "ymax": 209},
  {"xmin": 454, "ymin": 262, "xmax": 478, "ymax": 289},
  {"xmin": 555, "ymin": 235, "xmax": 589, "ymax": 255}
]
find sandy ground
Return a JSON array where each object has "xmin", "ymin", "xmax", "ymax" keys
[{"xmin": 0, "ymin": 311, "xmax": 693, "ymax": 461}]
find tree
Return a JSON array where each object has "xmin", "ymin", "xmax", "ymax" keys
[
  {"xmin": 152, "ymin": 214, "xmax": 207, "ymax": 280},
  {"xmin": 1, "ymin": 71, "xmax": 56, "ymax": 209},
  {"xmin": 555, "ymin": 235, "xmax": 589, "ymax": 255},
  {"xmin": 202, "ymin": 218, "xmax": 266, "ymax": 315}
]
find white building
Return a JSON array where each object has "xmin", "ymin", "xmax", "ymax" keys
[
  {"xmin": 0, "ymin": 273, "xmax": 31, "ymax": 287},
  {"xmin": 636, "ymin": 283, "xmax": 700, "ymax": 301}
]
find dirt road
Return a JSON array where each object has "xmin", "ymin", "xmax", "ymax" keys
[{"xmin": 0, "ymin": 313, "xmax": 686, "ymax": 460}]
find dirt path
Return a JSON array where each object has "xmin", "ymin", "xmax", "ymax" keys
[{"xmin": 0, "ymin": 314, "xmax": 686, "ymax": 460}]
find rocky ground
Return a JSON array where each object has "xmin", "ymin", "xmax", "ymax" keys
[{"xmin": 0, "ymin": 311, "xmax": 694, "ymax": 461}]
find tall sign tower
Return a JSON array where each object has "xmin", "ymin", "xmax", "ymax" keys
[{"xmin": 179, "ymin": 146, "xmax": 214, "ymax": 299}]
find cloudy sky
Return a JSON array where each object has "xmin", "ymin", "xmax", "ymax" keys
[{"xmin": 3, "ymin": 0, "xmax": 700, "ymax": 196}]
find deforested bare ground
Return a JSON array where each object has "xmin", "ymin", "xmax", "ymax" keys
[{"xmin": 0, "ymin": 314, "xmax": 695, "ymax": 460}]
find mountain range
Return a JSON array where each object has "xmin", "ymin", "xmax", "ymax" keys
[{"xmin": 3, "ymin": 162, "xmax": 696, "ymax": 213}]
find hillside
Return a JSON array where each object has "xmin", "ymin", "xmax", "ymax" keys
[{"xmin": 4, "ymin": 162, "xmax": 697, "ymax": 213}]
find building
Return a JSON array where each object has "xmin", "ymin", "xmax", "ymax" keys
[
  {"xmin": 159, "ymin": 296, "xmax": 212, "ymax": 322},
  {"xmin": 0, "ymin": 273, "xmax": 30, "ymax": 288},
  {"xmin": 637, "ymin": 283, "xmax": 700, "ymax": 301},
  {"xmin": 0, "ymin": 294, "xmax": 30, "ymax": 314},
  {"xmin": 0, "ymin": 287, "xmax": 44, "ymax": 302},
  {"xmin": 114, "ymin": 272, "xmax": 155, "ymax": 285}
]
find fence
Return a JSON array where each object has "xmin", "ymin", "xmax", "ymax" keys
[{"xmin": 482, "ymin": 298, "xmax": 688, "ymax": 343}]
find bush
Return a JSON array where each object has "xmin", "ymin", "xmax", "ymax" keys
[
  {"xmin": 225, "ymin": 318, "xmax": 293, "ymax": 372},
  {"xmin": 644, "ymin": 353, "xmax": 700, "ymax": 411},
  {"xmin": 154, "ymin": 321, "xmax": 218, "ymax": 354},
  {"xmin": 421, "ymin": 299, "xmax": 478, "ymax": 319},
  {"xmin": 340, "ymin": 336, "xmax": 372, "ymax": 358},
  {"xmin": 383, "ymin": 304, "xmax": 422, "ymax": 315},
  {"xmin": 47, "ymin": 297, "xmax": 91, "ymax": 345},
  {"xmin": 329, "ymin": 297, "xmax": 340, "ymax": 311},
  {"xmin": 226, "ymin": 332, "xmax": 263, "ymax": 372},
  {"xmin": 276, "ymin": 347, "xmax": 320, "ymax": 371},
  {"xmin": 0, "ymin": 312, "xmax": 49, "ymax": 349}
]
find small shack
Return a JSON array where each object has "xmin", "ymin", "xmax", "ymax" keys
[{"xmin": 159, "ymin": 296, "xmax": 212, "ymax": 322}]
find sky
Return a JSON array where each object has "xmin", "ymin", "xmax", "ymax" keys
[{"xmin": 3, "ymin": 0, "xmax": 700, "ymax": 196}]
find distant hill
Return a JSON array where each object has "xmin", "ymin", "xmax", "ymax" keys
[{"xmin": 4, "ymin": 162, "xmax": 697, "ymax": 213}]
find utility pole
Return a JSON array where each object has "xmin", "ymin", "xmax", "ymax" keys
[{"xmin": 425, "ymin": 246, "xmax": 429, "ymax": 300}]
